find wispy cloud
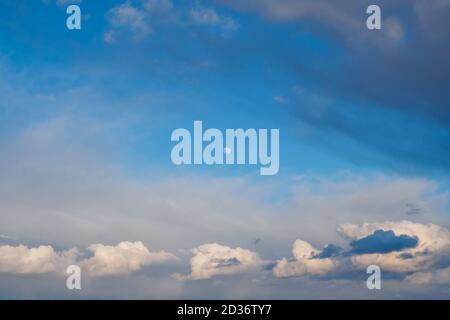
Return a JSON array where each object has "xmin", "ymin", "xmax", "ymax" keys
[{"xmin": 190, "ymin": 7, "xmax": 238, "ymax": 30}]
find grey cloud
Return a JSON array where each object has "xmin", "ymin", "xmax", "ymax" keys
[
  {"xmin": 216, "ymin": 0, "xmax": 450, "ymax": 171},
  {"xmin": 349, "ymin": 229, "xmax": 418, "ymax": 254}
]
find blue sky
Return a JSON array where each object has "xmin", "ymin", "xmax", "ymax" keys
[{"xmin": 0, "ymin": 0, "xmax": 450, "ymax": 299}]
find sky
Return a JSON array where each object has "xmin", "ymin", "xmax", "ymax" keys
[{"xmin": 0, "ymin": 0, "xmax": 450, "ymax": 299}]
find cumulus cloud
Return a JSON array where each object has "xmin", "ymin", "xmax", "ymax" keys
[
  {"xmin": 0, "ymin": 242, "xmax": 176, "ymax": 277},
  {"xmin": 273, "ymin": 240, "xmax": 339, "ymax": 278},
  {"xmin": 339, "ymin": 221, "xmax": 450, "ymax": 272},
  {"xmin": 349, "ymin": 229, "xmax": 418, "ymax": 254},
  {"xmin": 81, "ymin": 241, "xmax": 177, "ymax": 277},
  {"xmin": 0, "ymin": 245, "xmax": 78, "ymax": 274},
  {"xmin": 274, "ymin": 221, "xmax": 450, "ymax": 280},
  {"xmin": 173, "ymin": 243, "xmax": 264, "ymax": 280}
]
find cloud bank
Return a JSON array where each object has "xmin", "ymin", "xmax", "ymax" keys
[
  {"xmin": 0, "ymin": 245, "xmax": 77, "ymax": 274},
  {"xmin": 0, "ymin": 241, "xmax": 177, "ymax": 277},
  {"xmin": 274, "ymin": 221, "xmax": 450, "ymax": 279}
]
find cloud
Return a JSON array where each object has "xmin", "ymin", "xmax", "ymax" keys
[
  {"xmin": 173, "ymin": 243, "xmax": 265, "ymax": 280},
  {"xmin": 274, "ymin": 221, "xmax": 450, "ymax": 279},
  {"xmin": 313, "ymin": 244, "xmax": 343, "ymax": 259},
  {"xmin": 42, "ymin": 0, "xmax": 82, "ymax": 7},
  {"xmin": 0, "ymin": 234, "xmax": 15, "ymax": 241},
  {"xmin": 349, "ymin": 229, "xmax": 418, "ymax": 254},
  {"xmin": 216, "ymin": 0, "xmax": 450, "ymax": 172},
  {"xmin": 0, "ymin": 242, "xmax": 176, "ymax": 277},
  {"xmin": 106, "ymin": 1, "xmax": 150, "ymax": 38},
  {"xmin": 56, "ymin": 0, "xmax": 82, "ymax": 6},
  {"xmin": 216, "ymin": 0, "xmax": 362, "ymax": 33},
  {"xmin": 81, "ymin": 241, "xmax": 177, "ymax": 277},
  {"xmin": 273, "ymin": 240, "xmax": 339, "ymax": 278},
  {"xmin": 407, "ymin": 267, "xmax": 450, "ymax": 284},
  {"xmin": 103, "ymin": 30, "xmax": 116, "ymax": 44},
  {"xmin": 105, "ymin": 1, "xmax": 238, "ymax": 43},
  {"xmin": 339, "ymin": 221, "xmax": 450, "ymax": 272},
  {"xmin": 215, "ymin": 0, "xmax": 416, "ymax": 42},
  {"xmin": 142, "ymin": 0, "xmax": 173, "ymax": 13},
  {"xmin": 0, "ymin": 245, "xmax": 78, "ymax": 274},
  {"xmin": 1, "ymin": 120, "xmax": 447, "ymax": 263},
  {"xmin": 190, "ymin": 8, "xmax": 238, "ymax": 31},
  {"xmin": 273, "ymin": 96, "xmax": 287, "ymax": 104},
  {"xmin": 405, "ymin": 203, "xmax": 422, "ymax": 216}
]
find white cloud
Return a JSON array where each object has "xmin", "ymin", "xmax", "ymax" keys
[
  {"xmin": 190, "ymin": 8, "xmax": 238, "ymax": 31},
  {"xmin": 0, "ymin": 242, "xmax": 176, "ymax": 277},
  {"xmin": 288, "ymin": 173, "xmax": 448, "ymax": 245},
  {"xmin": 339, "ymin": 220, "xmax": 450, "ymax": 272},
  {"xmin": 173, "ymin": 243, "xmax": 264, "ymax": 280},
  {"xmin": 274, "ymin": 221, "xmax": 450, "ymax": 280},
  {"xmin": 0, "ymin": 245, "xmax": 78, "ymax": 274},
  {"xmin": 81, "ymin": 241, "xmax": 177, "ymax": 277},
  {"xmin": 106, "ymin": 1, "xmax": 150, "ymax": 38},
  {"xmin": 105, "ymin": 2, "xmax": 237, "ymax": 43},
  {"xmin": 273, "ymin": 240, "xmax": 339, "ymax": 278}
]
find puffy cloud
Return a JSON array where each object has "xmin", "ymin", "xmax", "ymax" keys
[
  {"xmin": 349, "ymin": 229, "xmax": 418, "ymax": 254},
  {"xmin": 313, "ymin": 244, "xmax": 343, "ymax": 259},
  {"xmin": 274, "ymin": 221, "xmax": 450, "ymax": 280},
  {"xmin": 273, "ymin": 240, "xmax": 339, "ymax": 278},
  {"xmin": 81, "ymin": 241, "xmax": 177, "ymax": 277},
  {"xmin": 0, "ymin": 242, "xmax": 176, "ymax": 277},
  {"xmin": 339, "ymin": 221, "xmax": 450, "ymax": 272},
  {"xmin": 0, "ymin": 245, "xmax": 78, "ymax": 274},
  {"xmin": 173, "ymin": 243, "xmax": 264, "ymax": 280}
]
